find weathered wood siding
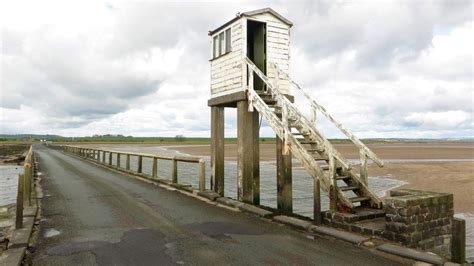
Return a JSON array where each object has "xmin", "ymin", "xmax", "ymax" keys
[
  {"xmin": 248, "ymin": 12, "xmax": 291, "ymax": 95},
  {"xmin": 210, "ymin": 20, "xmax": 244, "ymax": 97},
  {"xmin": 210, "ymin": 12, "xmax": 291, "ymax": 98}
]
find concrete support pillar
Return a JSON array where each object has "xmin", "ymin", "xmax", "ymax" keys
[
  {"xmin": 211, "ymin": 106, "xmax": 225, "ymax": 196},
  {"xmin": 314, "ymin": 178, "xmax": 322, "ymax": 225},
  {"xmin": 237, "ymin": 100, "xmax": 259, "ymax": 205},
  {"xmin": 276, "ymin": 135, "xmax": 292, "ymax": 213}
]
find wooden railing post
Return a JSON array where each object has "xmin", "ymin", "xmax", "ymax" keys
[
  {"xmin": 15, "ymin": 174, "xmax": 24, "ymax": 229},
  {"xmin": 172, "ymin": 158, "xmax": 177, "ymax": 183},
  {"xmin": 117, "ymin": 153, "xmax": 121, "ymax": 168},
  {"xmin": 198, "ymin": 159, "xmax": 205, "ymax": 191},
  {"xmin": 137, "ymin": 155, "xmax": 143, "ymax": 173},
  {"xmin": 152, "ymin": 157, "xmax": 157, "ymax": 178},
  {"xmin": 126, "ymin": 154, "xmax": 130, "ymax": 170},
  {"xmin": 360, "ymin": 151, "xmax": 368, "ymax": 186},
  {"xmin": 328, "ymin": 156, "xmax": 338, "ymax": 211}
]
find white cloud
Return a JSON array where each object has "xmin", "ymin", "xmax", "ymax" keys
[
  {"xmin": 405, "ymin": 111, "xmax": 471, "ymax": 129},
  {"xmin": 0, "ymin": 0, "xmax": 473, "ymax": 139}
]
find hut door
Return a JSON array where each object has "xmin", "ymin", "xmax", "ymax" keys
[{"xmin": 247, "ymin": 20, "xmax": 266, "ymax": 91}]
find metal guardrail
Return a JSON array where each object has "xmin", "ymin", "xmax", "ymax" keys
[{"xmin": 57, "ymin": 145, "xmax": 206, "ymax": 191}]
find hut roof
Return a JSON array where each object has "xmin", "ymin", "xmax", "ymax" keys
[{"xmin": 208, "ymin": 8, "xmax": 293, "ymax": 36}]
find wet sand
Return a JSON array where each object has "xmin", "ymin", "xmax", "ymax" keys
[{"xmin": 165, "ymin": 141, "xmax": 474, "ymax": 213}]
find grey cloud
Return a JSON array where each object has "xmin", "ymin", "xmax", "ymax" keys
[{"xmin": 286, "ymin": 0, "xmax": 472, "ymax": 69}]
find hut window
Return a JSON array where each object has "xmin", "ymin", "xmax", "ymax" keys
[
  {"xmin": 212, "ymin": 28, "xmax": 232, "ymax": 59},
  {"xmin": 219, "ymin": 32, "xmax": 225, "ymax": 55},
  {"xmin": 225, "ymin": 28, "xmax": 231, "ymax": 52},
  {"xmin": 213, "ymin": 36, "xmax": 218, "ymax": 58}
]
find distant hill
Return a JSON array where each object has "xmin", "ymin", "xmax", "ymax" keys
[{"xmin": 1, "ymin": 134, "xmax": 472, "ymax": 144}]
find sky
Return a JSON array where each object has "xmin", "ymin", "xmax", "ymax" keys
[{"xmin": 0, "ymin": 0, "xmax": 472, "ymax": 138}]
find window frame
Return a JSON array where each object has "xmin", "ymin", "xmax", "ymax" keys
[{"xmin": 211, "ymin": 27, "xmax": 232, "ymax": 60}]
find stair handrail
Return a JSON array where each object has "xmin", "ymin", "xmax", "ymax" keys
[
  {"xmin": 244, "ymin": 57, "xmax": 351, "ymax": 171},
  {"xmin": 271, "ymin": 63, "xmax": 384, "ymax": 168}
]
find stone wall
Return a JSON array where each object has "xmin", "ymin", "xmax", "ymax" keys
[{"xmin": 384, "ymin": 189, "xmax": 453, "ymax": 257}]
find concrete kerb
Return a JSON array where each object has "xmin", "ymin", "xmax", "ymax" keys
[
  {"xmin": 0, "ymin": 151, "xmax": 41, "ymax": 266},
  {"xmin": 274, "ymin": 215, "xmax": 313, "ymax": 230},
  {"xmin": 0, "ymin": 247, "xmax": 26, "ymax": 266},
  {"xmin": 1, "ymin": 193, "xmax": 39, "ymax": 265},
  {"xmin": 377, "ymin": 244, "xmax": 446, "ymax": 265},
  {"xmin": 310, "ymin": 225, "xmax": 370, "ymax": 245}
]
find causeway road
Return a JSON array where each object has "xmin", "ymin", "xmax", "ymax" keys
[{"xmin": 32, "ymin": 145, "xmax": 406, "ymax": 265}]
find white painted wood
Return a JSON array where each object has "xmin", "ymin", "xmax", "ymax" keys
[{"xmin": 210, "ymin": 10, "xmax": 291, "ymax": 97}]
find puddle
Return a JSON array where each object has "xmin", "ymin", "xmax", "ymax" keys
[{"xmin": 44, "ymin": 228, "xmax": 61, "ymax": 238}]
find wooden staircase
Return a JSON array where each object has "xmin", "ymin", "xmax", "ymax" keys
[{"xmin": 245, "ymin": 57, "xmax": 385, "ymax": 212}]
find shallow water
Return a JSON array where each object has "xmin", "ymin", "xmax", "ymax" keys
[
  {"xmin": 0, "ymin": 165, "xmax": 23, "ymax": 206},
  {"xmin": 91, "ymin": 145, "xmax": 407, "ymax": 216}
]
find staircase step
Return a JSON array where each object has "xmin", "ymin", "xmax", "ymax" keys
[
  {"xmin": 313, "ymin": 158, "xmax": 328, "ymax": 162},
  {"xmin": 321, "ymin": 165, "xmax": 343, "ymax": 171},
  {"xmin": 264, "ymin": 100, "xmax": 277, "ymax": 105},
  {"xmin": 339, "ymin": 185, "xmax": 359, "ymax": 191},
  {"xmin": 299, "ymin": 140, "xmax": 318, "ymax": 144},
  {"xmin": 335, "ymin": 175, "xmax": 351, "ymax": 180},
  {"xmin": 349, "ymin": 196, "xmax": 370, "ymax": 203},
  {"xmin": 306, "ymin": 148, "xmax": 324, "ymax": 153},
  {"xmin": 292, "ymin": 132, "xmax": 310, "ymax": 136}
]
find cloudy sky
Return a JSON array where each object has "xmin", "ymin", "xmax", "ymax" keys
[{"xmin": 1, "ymin": 0, "xmax": 472, "ymax": 138}]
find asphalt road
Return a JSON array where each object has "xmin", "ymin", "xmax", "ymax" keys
[{"xmin": 32, "ymin": 145, "xmax": 406, "ymax": 265}]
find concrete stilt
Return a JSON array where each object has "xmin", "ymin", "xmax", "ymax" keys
[
  {"xmin": 277, "ymin": 136, "xmax": 292, "ymax": 213},
  {"xmin": 211, "ymin": 106, "xmax": 225, "ymax": 196}
]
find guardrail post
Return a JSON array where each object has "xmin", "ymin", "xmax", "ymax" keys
[
  {"xmin": 172, "ymin": 158, "xmax": 177, "ymax": 183},
  {"xmin": 126, "ymin": 154, "xmax": 130, "ymax": 170},
  {"xmin": 24, "ymin": 163, "xmax": 32, "ymax": 206},
  {"xmin": 102, "ymin": 151, "xmax": 106, "ymax": 163},
  {"xmin": 109, "ymin": 152, "xmax": 112, "ymax": 165},
  {"xmin": 15, "ymin": 174, "xmax": 24, "ymax": 229},
  {"xmin": 198, "ymin": 159, "xmax": 205, "ymax": 191},
  {"xmin": 360, "ymin": 151, "xmax": 368, "ymax": 185},
  {"xmin": 96, "ymin": 150, "xmax": 100, "ymax": 160},
  {"xmin": 116, "ymin": 153, "xmax": 121, "ymax": 168},
  {"xmin": 152, "ymin": 157, "xmax": 157, "ymax": 178},
  {"xmin": 137, "ymin": 155, "xmax": 143, "ymax": 173}
]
